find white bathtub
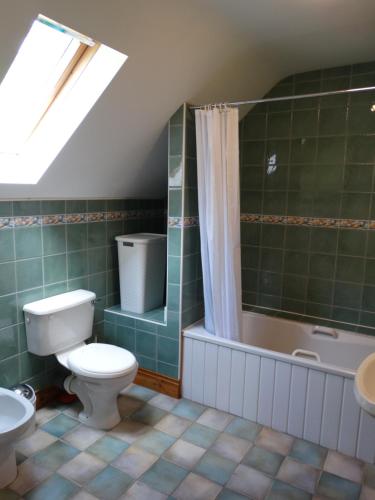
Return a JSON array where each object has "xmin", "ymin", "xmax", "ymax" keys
[{"xmin": 182, "ymin": 311, "xmax": 375, "ymax": 463}]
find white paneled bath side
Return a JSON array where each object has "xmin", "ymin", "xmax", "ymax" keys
[{"xmin": 182, "ymin": 314, "xmax": 375, "ymax": 463}]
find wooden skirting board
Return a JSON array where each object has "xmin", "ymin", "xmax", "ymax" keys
[
  {"xmin": 135, "ymin": 368, "xmax": 181, "ymax": 399},
  {"xmin": 35, "ymin": 368, "xmax": 181, "ymax": 409}
]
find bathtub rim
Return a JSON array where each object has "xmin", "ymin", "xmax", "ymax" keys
[{"xmin": 182, "ymin": 312, "xmax": 375, "ymax": 379}]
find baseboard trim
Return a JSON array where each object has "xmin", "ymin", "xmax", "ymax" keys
[{"xmin": 135, "ymin": 368, "xmax": 181, "ymax": 399}]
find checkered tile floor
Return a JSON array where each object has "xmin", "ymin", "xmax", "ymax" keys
[{"xmin": 1, "ymin": 384, "xmax": 375, "ymax": 499}]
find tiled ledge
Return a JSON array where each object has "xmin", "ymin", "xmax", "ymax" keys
[{"xmin": 105, "ymin": 305, "xmax": 166, "ymax": 326}]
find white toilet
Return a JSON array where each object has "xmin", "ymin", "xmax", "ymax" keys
[
  {"xmin": 23, "ymin": 290, "xmax": 138, "ymax": 430},
  {"xmin": 0, "ymin": 387, "xmax": 35, "ymax": 488}
]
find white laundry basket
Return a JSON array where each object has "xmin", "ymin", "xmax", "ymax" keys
[{"xmin": 115, "ymin": 233, "xmax": 167, "ymax": 314}]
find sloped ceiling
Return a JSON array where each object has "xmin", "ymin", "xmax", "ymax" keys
[{"xmin": 0, "ymin": 0, "xmax": 374, "ymax": 199}]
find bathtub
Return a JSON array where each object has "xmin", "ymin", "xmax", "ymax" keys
[{"xmin": 182, "ymin": 311, "xmax": 375, "ymax": 463}]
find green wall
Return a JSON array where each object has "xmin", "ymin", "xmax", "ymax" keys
[
  {"xmin": 104, "ymin": 104, "xmax": 203, "ymax": 380},
  {"xmin": 0, "ymin": 199, "xmax": 164, "ymax": 389},
  {"xmin": 240, "ymin": 60, "xmax": 375, "ymax": 334}
]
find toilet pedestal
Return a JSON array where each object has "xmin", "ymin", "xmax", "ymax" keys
[{"xmin": 0, "ymin": 446, "xmax": 17, "ymax": 489}]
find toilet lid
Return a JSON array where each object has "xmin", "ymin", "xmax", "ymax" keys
[{"xmin": 68, "ymin": 343, "xmax": 137, "ymax": 379}]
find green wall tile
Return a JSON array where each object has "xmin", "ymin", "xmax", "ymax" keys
[
  {"xmin": 13, "ymin": 201, "xmax": 41, "ymax": 216},
  {"xmin": 0, "ymin": 262, "xmax": 16, "ymax": 295},
  {"xmin": 43, "ymin": 225, "xmax": 66, "ymax": 256},
  {"xmin": 44, "ymin": 254, "xmax": 67, "ymax": 285},
  {"xmin": 67, "ymin": 224, "xmax": 87, "ymax": 251},
  {"xmin": 157, "ymin": 337, "xmax": 179, "ymax": 365},
  {"xmin": 15, "ymin": 227, "xmax": 42, "ymax": 259},
  {"xmin": 17, "ymin": 258, "xmax": 43, "ymax": 291},
  {"xmin": 88, "ymin": 222, "xmax": 106, "ymax": 248},
  {"xmin": 41, "ymin": 200, "xmax": 65, "ymax": 215},
  {"xmin": 0, "ymin": 294, "xmax": 17, "ymax": 329},
  {"xmin": 0, "ymin": 201, "xmax": 12, "ymax": 217},
  {"xmin": 135, "ymin": 330, "xmax": 156, "ymax": 358},
  {"xmin": 0, "ymin": 230, "xmax": 15, "ymax": 263},
  {"xmin": 0, "ymin": 325, "xmax": 18, "ymax": 361}
]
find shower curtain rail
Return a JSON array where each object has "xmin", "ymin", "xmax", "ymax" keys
[{"xmin": 190, "ymin": 85, "xmax": 375, "ymax": 109}]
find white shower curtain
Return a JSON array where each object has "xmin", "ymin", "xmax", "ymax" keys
[{"xmin": 195, "ymin": 106, "xmax": 242, "ymax": 341}]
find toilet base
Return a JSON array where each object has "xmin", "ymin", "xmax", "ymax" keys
[
  {"xmin": 0, "ymin": 446, "xmax": 17, "ymax": 488},
  {"xmin": 64, "ymin": 367, "xmax": 137, "ymax": 430}
]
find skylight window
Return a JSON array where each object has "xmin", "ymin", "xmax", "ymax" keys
[{"xmin": 0, "ymin": 15, "xmax": 127, "ymax": 184}]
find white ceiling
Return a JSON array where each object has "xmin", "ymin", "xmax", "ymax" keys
[{"xmin": 0, "ymin": 0, "xmax": 374, "ymax": 199}]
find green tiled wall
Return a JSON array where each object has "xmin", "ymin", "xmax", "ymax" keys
[
  {"xmin": 104, "ymin": 104, "xmax": 203, "ymax": 380},
  {"xmin": 0, "ymin": 199, "xmax": 165, "ymax": 389},
  {"xmin": 240, "ymin": 60, "xmax": 375, "ymax": 334}
]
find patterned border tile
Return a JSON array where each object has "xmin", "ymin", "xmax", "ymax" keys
[
  {"xmin": 240, "ymin": 213, "xmax": 375, "ymax": 230},
  {"xmin": 168, "ymin": 216, "xmax": 199, "ymax": 228},
  {"xmin": 0, "ymin": 209, "xmax": 165, "ymax": 230}
]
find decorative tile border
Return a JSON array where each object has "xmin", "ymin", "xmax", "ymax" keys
[
  {"xmin": 0, "ymin": 209, "xmax": 164, "ymax": 229},
  {"xmin": 168, "ymin": 216, "xmax": 199, "ymax": 228},
  {"xmin": 240, "ymin": 213, "xmax": 375, "ymax": 230}
]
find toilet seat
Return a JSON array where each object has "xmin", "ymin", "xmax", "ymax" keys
[{"xmin": 68, "ymin": 343, "xmax": 137, "ymax": 379}]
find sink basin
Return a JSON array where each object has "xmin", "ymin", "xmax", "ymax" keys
[{"xmin": 354, "ymin": 352, "xmax": 375, "ymax": 416}]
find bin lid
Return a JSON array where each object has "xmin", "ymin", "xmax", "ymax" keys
[{"xmin": 115, "ymin": 233, "xmax": 167, "ymax": 245}]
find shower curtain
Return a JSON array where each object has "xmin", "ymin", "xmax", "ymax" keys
[{"xmin": 195, "ymin": 106, "xmax": 242, "ymax": 341}]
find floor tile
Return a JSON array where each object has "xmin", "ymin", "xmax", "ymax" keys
[
  {"xmin": 131, "ymin": 404, "xmax": 167, "ymax": 426},
  {"xmin": 216, "ymin": 489, "xmax": 248, "ymax": 500},
  {"xmin": 364, "ymin": 463, "xmax": 375, "ymax": 488},
  {"xmin": 324, "ymin": 450, "xmax": 364, "ymax": 483},
  {"xmin": 266, "ymin": 479, "xmax": 311, "ymax": 500},
  {"xmin": 125, "ymin": 384, "xmax": 157, "ymax": 402},
  {"xmin": 87, "ymin": 435, "xmax": 129, "ymax": 462},
  {"xmin": 171, "ymin": 399, "xmax": 206, "ymax": 421},
  {"xmin": 35, "ymin": 406, "xmax": 60, "ymax": 426},
  {"xmin": 15, "ymin": 429, "xmax": 58, "ymax": 457},
  {"xmin": 140, "ymin": 458, "xmax": 188, "ymax": 495},
  {"xmin": 360, "ymin": 485, "xmax": 375, "ymax": 500},
  {"xmin": 41, "ymin": 414, "xmax": 80, "ymax": 438},
  {"xmin": 32, "ymin": 441, "xmax": 80, "ymax": 471},
  {"xmin": 256, "ymin": 427, "xmax": 294, "ymax": 455},
  {"xmin": 136, "ymin": 429, "xmax": 176, "ymax": 455},
  {"xmin": 197, "ymin": 408, "xmax": 234, "ymax": 431},
  {"xmin": 225, "ymin": 417, "xmax": 262, "ymax": 442},
  {"xmin": 290, "ymin": 439, "xmax": 327, "ymax": 468},
  {"xmin": 210, "ymin": 433, "xmax": 251, "ymax": 462},
  {"xmin": 227, "ymin": 464, "xmax": 272, "ymax": 499},
  {"xmin": 63, "ymin": 425, "xmax": 105, "ymax": 450},
  {"xmin": 58, "ymin": 451, "xmax": 106, "ymax": 485},
  {"xmin": 120, "ymin": 481, "xmax": 168, "ymax": 499},
  {"xmin": 243, "ymin": 445, "xmax": 284, "ymax": 476},
  {"xmin": 117, "ymin": 395, "xmax": 145, "ymax": 418},
  {"xmin": 277, "ymin": 457, "xmax": 319, "ymax": 494},
  {"xmin": 194, "ymin": 450, "xmax": 237, "ymax": 485},
  {"xmin": 163, "ymin": 439, "xmax": 205, "ymax": 468},
  {"xmin": 9, "ymin": 459, "xmax": 53, "ymax": 495},
  {"xmin": 109, "ymin": 420, "xmax": 152, "ymax": 444},
  {"xmin": 63, "ymin": 401, "xmax": 83, "ymax": 420},
  {"xmin": 181, "ymin": 422, "xmax": 219, "ymax": 448},
  {"xmin": 317, "ymin": 471, "xmax": 362, "ymax": 500},
  {"xmin": 173, "ymin": 472, "xmax": 222, "ymax": 500},
  {"xmin": 24, "ymin": 473, "xmax": 79, "ymax": 500},
  {"xmin": 70, "ymin": 492, "xmax": 99, "ymax": 500},
  {"xmin": 148, "ymin": 393, "xmax": 179, "ymax": 412},
  {"xmin": 112, "ymin": 445, "xmax": 158, "ymax": 479},
  {"xmin": 155, "ymin": 414, "xmax": 191, "ymax": 437},
  {"xmin": 86, "ymin": 465, "xmax": 133, "ymax": 500}
]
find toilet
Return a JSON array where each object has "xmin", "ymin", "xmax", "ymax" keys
[
  {"xmin": 23, "ymin": 290, "xmax": 138, "ymax": 430},
  {"xmin": 0, "ymin": 387, "xmax": 35, "ymax": 488}
]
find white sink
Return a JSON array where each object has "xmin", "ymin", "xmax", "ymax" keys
[{"xmin": 354, "ymin": 352, "xmax": 375, "ymax": 416}]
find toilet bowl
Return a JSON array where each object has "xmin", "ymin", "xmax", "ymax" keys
[
  {"xmin": 0, "ymin": 387, "xmax": 35, "ymax": 488},
  {"xmin": 59, "ymin": 342, "xmax": 137, "ymax": 429},
  {"xmin": 24, "ymin": 290, "xmax": 138, "ymax": 430}
]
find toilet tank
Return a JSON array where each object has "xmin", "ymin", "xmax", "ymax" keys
[{"xmin": 23, "ymin": 290, "xmax": 96, "ymax": 356}]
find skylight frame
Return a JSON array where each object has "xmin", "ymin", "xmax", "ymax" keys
[{"xmin": 0, "ymin": 14, "xmax": 127, "ymax": 184}]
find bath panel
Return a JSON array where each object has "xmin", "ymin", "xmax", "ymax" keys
[{"xmin": 183, "ymin": 311, "xmax": 375, "ymax": 463}]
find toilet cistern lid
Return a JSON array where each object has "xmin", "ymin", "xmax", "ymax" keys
[{"xmin": 68, "ymin": 343, "xmax": 137, "ymax": 378}]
